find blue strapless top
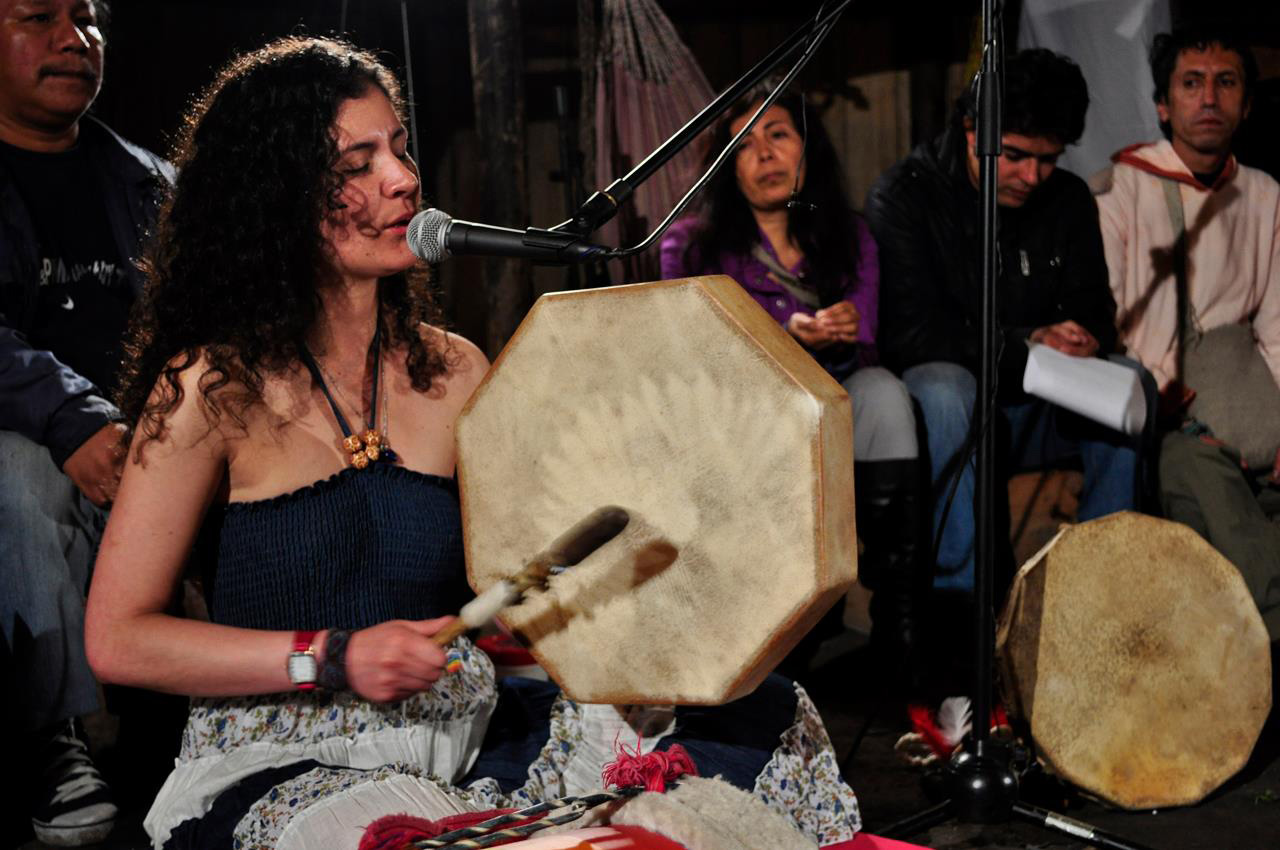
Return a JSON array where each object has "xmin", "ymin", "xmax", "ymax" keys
[{"xmin": 200, "ymin": 463, "xmax": 469, "ymax": 630}]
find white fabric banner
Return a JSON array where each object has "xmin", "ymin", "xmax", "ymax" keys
[{"xmin": 1018, "ymin": 0, "xmax": 1172, "ymax": 180}]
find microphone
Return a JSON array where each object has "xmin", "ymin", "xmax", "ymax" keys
[
  {"xmin": 406, "ymin": 208, "xmax": 611, "ymax": 265},
  {"xmin": 785, "ymin": 191, "xmax": 817, "ymax": 213}
]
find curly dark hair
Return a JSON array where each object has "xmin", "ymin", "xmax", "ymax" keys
[
  {"xmin": 116, "ymin": 36, "xmax": 447, "ymax": 452},
  {"xmin": 956, "ymin": 48, "xmax": 1089, "ymax": 146},
  {"xmin": 681, "ymin": 80, "xmax": 861, "ymax": 308},
  {"xmin": 1150, "ymin": 24, "xmax": 1257, "ymax": 137}
]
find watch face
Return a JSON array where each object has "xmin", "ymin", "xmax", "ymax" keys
[{"xmin": 288, "ymin": 652, "xmax": 317, "ymax": 684}]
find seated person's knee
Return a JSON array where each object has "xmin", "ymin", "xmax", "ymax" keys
[{"xmin": 904, "ymin": 362, "xmax": 975, "ymax": 418}]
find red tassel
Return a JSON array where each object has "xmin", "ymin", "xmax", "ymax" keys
[
  {"xmin": 601, "ymin": 734, "xmax": 698, "ymax": 792},
  {"xmin": 906, "ymin": 700, "xmax": 1014, "ymax": 762},
  {"xmin": 906, "ymin": 703, "xmax": 956, "ymax": 760},
  {"xmin": 359, "ymin": 809, "xmax": 523, "ymax": 850}
]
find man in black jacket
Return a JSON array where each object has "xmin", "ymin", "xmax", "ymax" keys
[
  {"xmin": 0, "ymin": 0, "xmax": 172, "ymax": 843},
  {"xmin": 866, "ymin": 49, "xmax": 1142, "ymax": 593}
]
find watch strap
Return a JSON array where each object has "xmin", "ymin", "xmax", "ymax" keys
[{"xmin": 293, "ymin": 630, "xmax": 318, "ymax": 654}]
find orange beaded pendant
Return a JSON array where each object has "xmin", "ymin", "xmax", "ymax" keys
[
  {"xmin": 303, "ymin": 323, "xmax": 396, "ymax": 471},
  {"xmin": 341, "ymin": 430, "xmax": 389, "ymax": 469}
]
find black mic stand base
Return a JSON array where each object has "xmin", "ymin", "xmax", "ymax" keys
[{"xmin": 878, "ymin": 749, "xmax": 1157, "ymax": 850}]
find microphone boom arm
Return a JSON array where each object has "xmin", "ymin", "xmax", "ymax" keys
[{"xmin": 559, "ymin": 0, "xmax": 854, "ymax": 241}]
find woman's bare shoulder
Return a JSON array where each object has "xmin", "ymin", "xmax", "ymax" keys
[
  {"xmin": 132, "ymin": 347, "xmax": 262, "ymax": 462},
  {"xmin": 419, "ymin": 323, "xmax": 490, "ymax": 399}
]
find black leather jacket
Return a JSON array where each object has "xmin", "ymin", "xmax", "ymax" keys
[
  {"xmin": 0, "ymin": 116, "xmax": 172, "ymax": 466},
  {"xmin": 865, "ymin": 125, "xmax": 1116, "ymax": 400}
]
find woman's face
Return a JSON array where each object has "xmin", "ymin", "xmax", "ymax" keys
[
  {"xmin": 730, "ymin": 102, "xmax": 806, "ymax": 214},
  {"xmin": 322, "ymin": 87, "xmax": 420, "ymax": 283}
]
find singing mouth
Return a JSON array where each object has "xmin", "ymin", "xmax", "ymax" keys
[{"xmin": 40, "ymin": 67, "xmax": 98, "ymax": 83}]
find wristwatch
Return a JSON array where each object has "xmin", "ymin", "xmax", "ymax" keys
[{"xmin": 287, "ymin": 630, "xmax": 319, "ymax": 691}]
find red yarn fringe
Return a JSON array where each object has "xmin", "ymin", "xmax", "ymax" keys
[
  {"xmin": 359, "ymin": 808, "xmax": 529, "ymax": 850},
  {"xmin": 601, "ymin": 735, "xmax": 698, "ymax": 792},
  {"xmin": 360, "ymin": 739, "xmax": 699, "ymax": 849}
]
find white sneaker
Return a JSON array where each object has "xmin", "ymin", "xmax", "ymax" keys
[{"xmin": 30, "ymin": 720, "xmax": 117, "ymax": 847}]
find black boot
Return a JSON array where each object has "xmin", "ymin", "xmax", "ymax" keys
[{"xmin": 855, "ymin": 458, "xmax": 932, "ymax": 691}]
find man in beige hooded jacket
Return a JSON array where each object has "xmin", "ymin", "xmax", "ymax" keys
[{"xmin": 1095, "ymin": 24, "xmax": 1280, "ymax": 638}]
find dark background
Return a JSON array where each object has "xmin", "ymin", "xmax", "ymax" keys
[{"xmin": 86, "ymin": 0, "xmax": 1280, "ymax": 348}]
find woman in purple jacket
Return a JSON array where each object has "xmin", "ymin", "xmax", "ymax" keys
[{"xmin": 660, "ymin": 83, "xmax": 929, "ymax": 680}]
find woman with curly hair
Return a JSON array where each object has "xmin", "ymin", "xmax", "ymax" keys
[
  {"xmin": 82, "ymin": 36, "xmax": 494, "ymax": 848},
  {"xmin": 84, "ymin": 38, "xmax": 860, "ymax": 850},
  {"xmin": 660, "ymin": 83, "xmax": 931, "ymax": 680}
]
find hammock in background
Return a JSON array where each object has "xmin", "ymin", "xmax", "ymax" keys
[{"xmin": 594, "ymin": 0, "xmax": 716, "ymax": 283}]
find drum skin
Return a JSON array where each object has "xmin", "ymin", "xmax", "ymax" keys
[
  {"xmin": 996, "ymin": 511, "xmax": 1272, "ymax": 808},
  {"xmin": 456, "ymin": 276, "xmax": 857, "ymax": 705}
]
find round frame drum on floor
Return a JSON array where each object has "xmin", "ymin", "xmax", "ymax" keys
[
  {"xmin": 997, "ymin": 511, "xmax": 1272, "ymax": 808},
  {"xmin": 456, "ymin": 276, "xmax": 857, "ymax": 705}
]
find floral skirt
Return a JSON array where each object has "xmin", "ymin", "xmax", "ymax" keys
[{"xmin": 147, "ymin": 645, "xmax": 859, "ymax": 849}]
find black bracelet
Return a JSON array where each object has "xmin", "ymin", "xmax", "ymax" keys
[{"xmin": 318, "ymin": 628, "xmax": 352, "ymax": 691}]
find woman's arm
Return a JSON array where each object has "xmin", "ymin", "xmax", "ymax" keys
[
  {"xmin": 84, "ymin": 360, "xmax": 453, "ymax": 701},
  {"xmin": 85, "ymin": 359, "xmax": 294, "ymax": 696}
]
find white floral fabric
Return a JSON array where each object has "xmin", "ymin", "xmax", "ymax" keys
[
  {"xmin": 147, "ymin": 651, "xmax": 860, "ymax": 849},
  {"xmin": 144, "ymin": 639, "xmax": 497, "ymax": 848}
]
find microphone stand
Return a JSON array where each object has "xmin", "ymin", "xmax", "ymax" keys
[
  {"xmin": 551, "ymin": 84, "xmax": 585, "ymax": 290},
  {"xmin": 554, "ymin": 0, "xmax": 854, "ymax": 242},
  {"xmin": 487, "ymin": 1, "xmax": 851, "ymax": 264},
  {"xmin": 877, "ymin": 4, "xmax": 1151, "ymax": 847}
]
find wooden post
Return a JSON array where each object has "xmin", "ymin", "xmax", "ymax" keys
[
  {"xmin": 576, "ymin": 0, "xmax": 597, "ymax": 191},
  {"xmin": 466, "ymin": 0, "xmax": 533, "ymax": 356}
]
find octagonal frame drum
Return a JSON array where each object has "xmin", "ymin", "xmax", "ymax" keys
[
  {"xmin": 997, "ymin": 511, "xmax": 1271, "ymax": 808},
  {"xmin": 456, "ymin": 276, "xmax": 857, "ymax": 705}
]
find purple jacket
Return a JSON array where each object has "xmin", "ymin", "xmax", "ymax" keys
[{"xmin": 658, "ymin": 216, "xmax": 881, "ymax": 370}]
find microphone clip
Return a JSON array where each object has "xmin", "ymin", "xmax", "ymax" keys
[{"xmin": 786, "ymin": 194, "xmax": 817, "ymax": 213}]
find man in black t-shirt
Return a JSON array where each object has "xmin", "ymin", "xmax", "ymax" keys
[{"xmin": 0, "ymin": 1, "xmax": 172, "ymax": 844}]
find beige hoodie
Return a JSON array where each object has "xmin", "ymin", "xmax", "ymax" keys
[{"xmin": 1094, "ymin": 139, "xmax": 1280, "ymax": 391}]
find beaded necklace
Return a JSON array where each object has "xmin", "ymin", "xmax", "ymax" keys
[{"xmin": 300, "ymin": 322, "xmax": 399, "ymax": 469}]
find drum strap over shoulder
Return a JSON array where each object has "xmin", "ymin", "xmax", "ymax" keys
[{"xmin": 751, "ymin": 243, "xmax": 820, "ymax": 309}]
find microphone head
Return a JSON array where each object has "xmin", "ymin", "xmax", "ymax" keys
[{"xmin": 407, "ymin": 208, "xmax": 452, "ymax": 263}]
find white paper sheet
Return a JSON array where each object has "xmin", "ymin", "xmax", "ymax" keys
[{"xmin": 1022, "ymin": 343, "xmax": 1147, "ymax": 435}]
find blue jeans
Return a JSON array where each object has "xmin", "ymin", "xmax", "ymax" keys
[
  {"xmin": 0, "ymin": 430, "xmax": 106, "ymax": 731},
  {"xmin": 903, "ymin": 361, "xmax": 1144, "ymax": 591}
]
